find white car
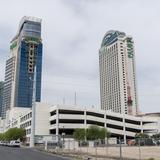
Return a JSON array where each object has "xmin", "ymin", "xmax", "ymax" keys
[
  {"xmin": 9, "ymin": 140, "xmax": 21, "ymax": 147},
  {"xmin": 0, "ymin": 141, "xmax": 2, "ymax": 145}
]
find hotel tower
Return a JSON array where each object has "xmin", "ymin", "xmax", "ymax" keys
[
  {"xmin": 99, "ymin": 30, "xmax": 138, "ymax": 115},
  {"xmin": 2, "ymin": 16, "xmax": 42, "ymax": 118}
]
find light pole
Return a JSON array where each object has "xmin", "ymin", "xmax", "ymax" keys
[
  {"xmin": 105, "ymin": 109, "xmax": 108, "ymax": 156},
  {"xmin": 62, "ymin": 126, "xmax": 65, "ymax": 148},
  {"xmin": 30, "ymin": 65, "xmax": 36, "ymax": 148}
]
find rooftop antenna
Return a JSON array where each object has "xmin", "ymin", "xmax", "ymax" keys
[
  {"xmin": 74, "ymin": 92, "xmax": 77, "ymax": 106},
  {"xmin": 63, "ymin": 98, "xmax": 65, "ymax": 105}
]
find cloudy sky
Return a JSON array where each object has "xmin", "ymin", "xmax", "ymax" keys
[{"xmin": 0, "ymin": 0, "xmax": 160, "ymax": 113}]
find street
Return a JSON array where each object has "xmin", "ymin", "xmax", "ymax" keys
[{"xmin": 0, "ymin": 146, "xmax": 70, "ymax": 160}]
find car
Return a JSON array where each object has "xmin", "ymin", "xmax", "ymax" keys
[
  {"xmin": 0, "ymin": 141, "xmax": 3, "ymax": 146},
  {"xmin": 9, "ymin": 140, "xmax": 21, "ymax": 147},
  {"xmin": 2, "ymin": 141, "xmax": 8, "ymax": 146},
  {"xmin": 6, "ymin": 142, "xmax": 11, "ymax": 146},
  {"xmin": 1, "ymin": 141, "xmax": 5, "ymax": 146}
]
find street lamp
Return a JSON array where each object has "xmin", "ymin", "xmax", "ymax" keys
[{"xmin": 62, "ymin": 126, "xmax": 65, "ymax": 147}]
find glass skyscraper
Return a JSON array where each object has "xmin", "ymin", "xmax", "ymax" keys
[{"xmin": 2, "ymin": 16, "xmax": 42, "ymax": 118}]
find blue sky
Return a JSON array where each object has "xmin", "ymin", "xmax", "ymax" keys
[{"xmin": 0, "ymin": 0, "xmax": 160, "ymax": 113}]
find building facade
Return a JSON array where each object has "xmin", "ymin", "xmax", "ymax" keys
[
  {"xmin": 2, "ymin": 16, "xmax": 42, "ymax": 118},
  {"xmin": 99, "ymin": 30, "xmax": 138, "ymax": 115},
  {"xmin": 3, "ymin": 103, "xmax": 160, "ymax": 143},
  {"xmin": 0, "ymin": 82, "xmax": 4, "ymax": 117}
]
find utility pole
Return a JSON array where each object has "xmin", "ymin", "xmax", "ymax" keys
[
  {"xmin": 119, "ymin": 137, "xmax": 122, "ymax": 160},
  {"xmin": 63, "ymin": 98, "xmax": 65, "ymax": 105},
  {"xmin": 74, "ymin": 92, "xmax": 77, "ymax": 106},
  {"xmin": 30, "ymin": 65, "xmax": 36, "ymax": 148}
]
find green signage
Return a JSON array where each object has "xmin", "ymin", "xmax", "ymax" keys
[
  {"xmin": 127, "ymin": 38, "xmax": 134, "ymax": 58},
  {"xmin": 10, "ymin": 41, "xmax": 17, "ymax": 50}
]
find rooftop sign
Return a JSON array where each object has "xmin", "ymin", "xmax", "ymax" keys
[
  {"xmin": 10, "ymin": 41, "xmax": 17, "ymax": 50},
  {"xmin": 101, "ymin": 30, "xmax": 125, "ymax": 47}
]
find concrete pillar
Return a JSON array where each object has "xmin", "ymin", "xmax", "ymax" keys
[
  {"xmin": 140, "ymin": 117, "xmax": 143, "ymax": 133},
  {"xmin": 123, "ymin": 114, "xmax": 126, "ymax": 144},
  {"xmin": 84, "ymin": 107, "xmax": 87, "ymax": 141},
  {"xmin": 56, "ymin": 107, "xmax": 59, "ymax": 141}
]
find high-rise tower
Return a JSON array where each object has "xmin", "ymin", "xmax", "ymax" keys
[
  {"xmin": 2, "ymin": 16, "xmax": 42, "ymax": 118},
  {"xmin": 0, "ymin": 82, "xmax": 4, "ymax": 117},
  {"xmin": 99, "ymin": 30, "xmax": 138, "ymax": 115}
]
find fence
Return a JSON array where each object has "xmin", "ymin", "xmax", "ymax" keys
[{"xmin": 35, "ymin": 138, "xmax": 160, "ymax": 160}]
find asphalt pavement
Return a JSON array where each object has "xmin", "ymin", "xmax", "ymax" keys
[{"xmin": 0, "ymin": 146, "xmax": 70, "ymax": 160}]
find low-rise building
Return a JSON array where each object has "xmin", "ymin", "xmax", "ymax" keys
[{"xmin": 1, "ymin": 103, "xmax": 160, "ymax": 143}]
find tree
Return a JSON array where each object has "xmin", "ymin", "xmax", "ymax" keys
[
  {"xmin": 86, "ymin": 125, "xmax": 111, "ymax": 140},
  {"xmin": 99, "ymin": 128, "xmax": 111, "ymax": 140},
  {"xmin": 152, "ymin": 133, "xmax": 160, "ymax": 139},
  {"xmin": 0, "ymin": 133, "xmax": 5, "ymax": 141},
  {"xmin": 73, "ymin": 129, "xmax": 85, "ymax": 141},
  {"xmin": 86, "ymin": 125, "xmax": 100, "ymax": 140},
  {"xmin": 73, "ymin": 125, "xmax": 111, "ymax": 141},
  {"xmin": 135, "ymin": 132, "xmax": 154, "ymax": 146},
  {"xmin": 135, "ymin": 133, "xmax": 149, "ymax": 138},
  {"xmin": 152, "ymin": 133, "xmax": 160, "ymax": 145},
  {"xmin": 4, "ymin": 128, "xmax": 26, "ymax": 141}
]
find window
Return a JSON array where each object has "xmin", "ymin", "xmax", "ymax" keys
[
  {"xmin": 106, "ymin": 115, "xmax": 123, "ymax": 122},
  {"xmin": 107, "ymin": 124, "xmax": 123, "ymax": 130},
  {"xmin": 125, "ymin": 127, "xmax": 141, "ymax": 132},
  {"xmin": 59, "ymin": 110, "xmax": 84, "ymax": 115},
  {"xmin": 50, "ymin": 120, "xmax": 56, "ymax": 125},
  {"xmin": 59, "ymin": 119, "xmax": 84, "ymax": 124},
  {"xmin": 50, "ymin": 110, "xmax": 56, "ymax": 116},
  {"xmin": 87, "ymin": 120, "xmax": 104, "ymax": 126},
  {"xmin": 86, "ymin": 112, "xmax": 104, "ymax": 118},
  {"xmin": 125, "ymin": 119, "xmax": 140, "ymax": 125}
]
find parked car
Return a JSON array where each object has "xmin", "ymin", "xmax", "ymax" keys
[
  {"xmin": 0, "ymin": 141, "xmax": 3, "ymax": 146},
  {"xmin": 0, "ymin": 141, "xmax": 5, "ymax": 146},
  {"xmin": 3, "ymin": 141, "xmax": 8, "ymax": 146},
  {"xmin": 153, "ymin": 139, "xmax": 160, "ymax": 145},
  {"xmin": 9, "ymin": 140, "xmax": 20, "ymax": 147},
  {"xmin": 7, "ymin": 142, "xmax": 11, "ymax": 146}
]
